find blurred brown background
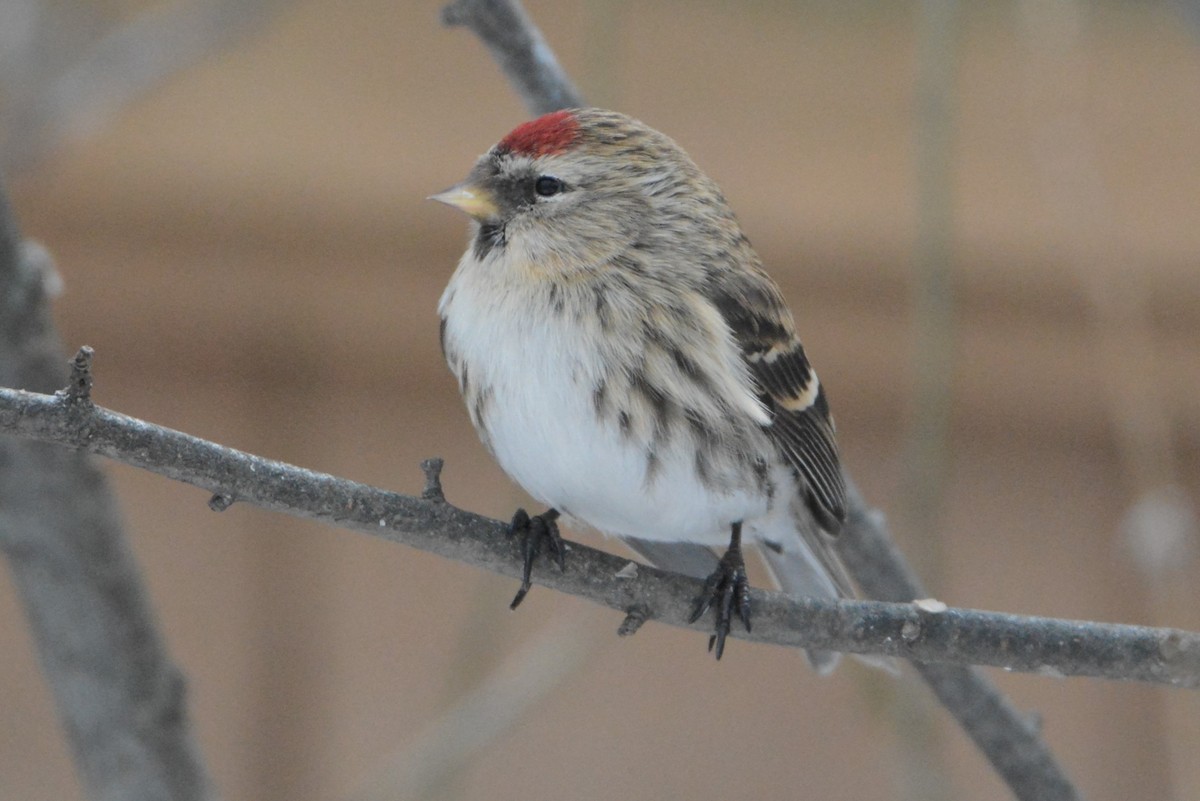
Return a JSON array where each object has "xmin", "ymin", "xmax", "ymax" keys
[{"xmin": 3, "ymin": 1, "xmax": 1199, "ymax": 800}]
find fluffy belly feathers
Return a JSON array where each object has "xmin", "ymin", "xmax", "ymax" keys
[{"xmin": 440, "ymin": 281, "xmax": 773, "ymax": 546}]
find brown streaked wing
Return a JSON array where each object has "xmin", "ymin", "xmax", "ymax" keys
[
  {"xmin": 706, "ymin": 269, "xmax": 847, "ymax": 531},
  {"xmin": 762, "ymin": 378, "xmax": 846, "ymax": 531}
]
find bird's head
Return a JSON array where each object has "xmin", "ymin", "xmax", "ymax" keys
[{"xmin": 431, "ymin": 108, "xmax": 722, "ymax": 273}]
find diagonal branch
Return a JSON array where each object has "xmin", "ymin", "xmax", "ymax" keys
[
  {"xmin": 839, "ymin": 482, "xmax": 1089, "ymax": 801},
  {"xmin": 1, "ymin": 377, "xmax": 1197, "ymax": 690},
  {"xmin": 441, "ymin": 0, "xmax": 584, "ymax": 114}
]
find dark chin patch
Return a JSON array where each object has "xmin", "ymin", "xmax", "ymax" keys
[{"xmin": 473, "ymin": 222, "xmax": 506, "ymax": 259}]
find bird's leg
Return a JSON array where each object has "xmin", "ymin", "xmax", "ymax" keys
[
  {"xmin": 507, "ymin": 507, "xmax": 564, "ymax": 609},
  {"xmin": 687, "ymin": 521, "xmax": 752, "ymax": 659}
]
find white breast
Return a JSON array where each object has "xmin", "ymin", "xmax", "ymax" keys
[{"xmin": 439, "ymin": 265, "xmax": 773, "ymax": 547}]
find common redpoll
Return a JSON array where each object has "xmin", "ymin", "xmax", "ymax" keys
[{"xmin": 433, "ymin": 108, "xmax": 852, "ymax": 666}]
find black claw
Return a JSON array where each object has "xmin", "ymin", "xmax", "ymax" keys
[
  {"xmin": 507, "ymin": 508, "xmax": 563, "ymax": 609},
  {"xmin": 687, "ymin": 570, "xmax": 722, "ymax": 624},
  {"xmin": 688, "ymin": 522, "xmax": 752, "ymax": 660},
  {"xmin": 713, "ymin": 629, "xmax": 728, "ymax": 660}
]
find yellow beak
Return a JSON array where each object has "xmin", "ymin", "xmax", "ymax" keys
[{"xmin": 428, "ymin": 183, "xmax": 500, "ymax": 220}]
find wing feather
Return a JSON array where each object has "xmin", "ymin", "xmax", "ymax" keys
[{"xmin": 706, "ymin": 267, "xmax": 847, "ymax": 531}]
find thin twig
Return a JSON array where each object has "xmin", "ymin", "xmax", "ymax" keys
[{"xmin": 1, "ymin": 380, "xmax": 1197, "ymax": 690}]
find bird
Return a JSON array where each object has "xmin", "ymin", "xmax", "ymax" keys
[{"xmin": 432, "ymin": 108, "xmax": 854, "ymax": 667}]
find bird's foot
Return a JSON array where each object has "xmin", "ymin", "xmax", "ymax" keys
[
  {"xmin": 687, "ymin": 538, "xmax": 752, "ymax": 659},
  {"xmin": 508, "ymin": 508, "xmax": 564, "ymax": 609}
]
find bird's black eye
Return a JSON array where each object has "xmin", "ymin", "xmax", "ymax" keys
[{"xmin": 534, "ymin": 176, "xmax": 564, "ymax": 197}]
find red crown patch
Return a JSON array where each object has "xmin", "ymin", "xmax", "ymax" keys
[{"xmin": 497, "ymin": 110, "xmax": 580, "ymax": 157}]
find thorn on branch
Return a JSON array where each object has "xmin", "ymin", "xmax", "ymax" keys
[
  {"xmin": 618, "ymin": 605, "xmax": 649, "ymax": 637},
  {"xmin": 208, "ymin": 493, "xmax": 235, "ymax": 512},
  {"xmin": 63, "ymin": 346, "xmax": 95, "ymax": 403},
  {"xmin": 420, "ymin": 457, "xmax": 446, "ymax": 503}
]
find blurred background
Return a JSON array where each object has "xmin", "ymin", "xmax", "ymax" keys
[{"xmin": 2, "ymin": 1, "xmax": 1199, "ymax": 799}]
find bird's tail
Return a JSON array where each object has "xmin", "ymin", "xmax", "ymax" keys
[
  {"xmin": 758, "ymin": 536, "xmax": 846, "ymax": 674},
  {"xmin": 761, "ymin": 512, "xmax": 899, "ymax": 675}
]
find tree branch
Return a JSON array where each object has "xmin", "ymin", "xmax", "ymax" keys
[
  {"xmin": 2, "ymin": 0, "xmax": 285, "ymax": 172},
  {"xmin": 1, "ymin": 378, "xmax": 1196, "ymax": 690},
  {"xmin": 441, "ymin": 0, "xmax": 584, "ymax": 114},
  {"xmin": 0, "ymin": 183, "xmax": 216, "ymax": 801}
]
